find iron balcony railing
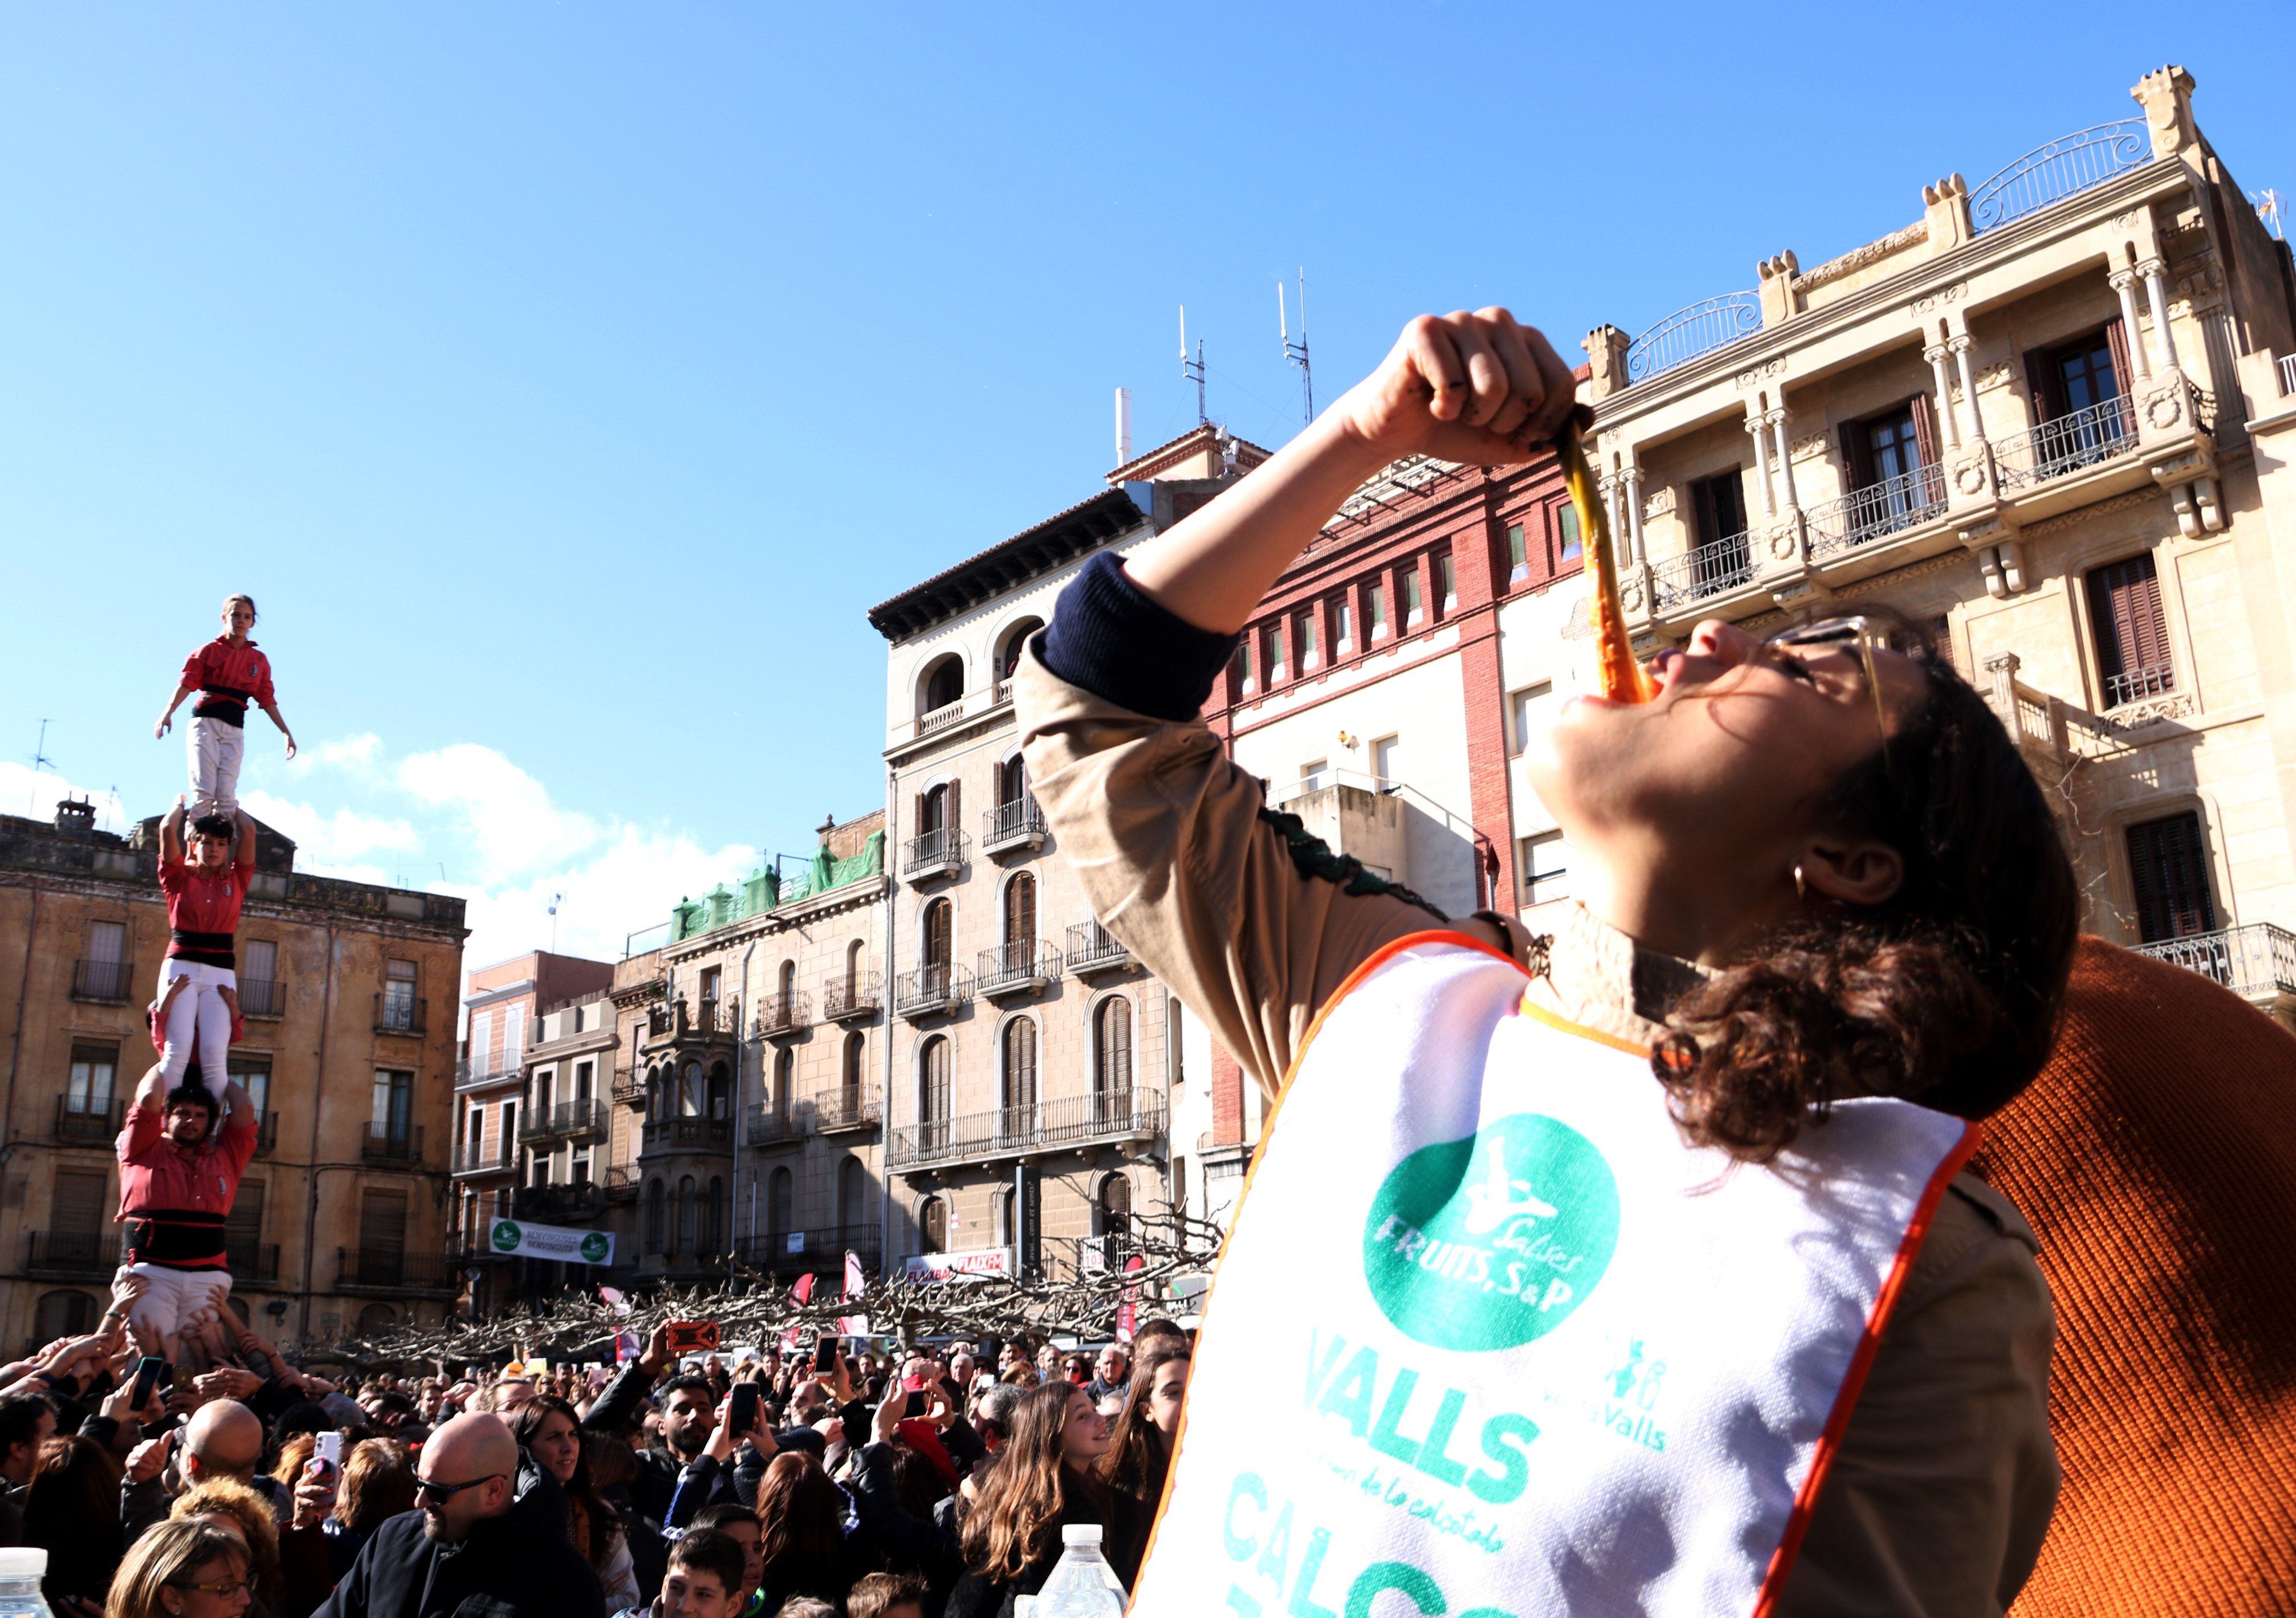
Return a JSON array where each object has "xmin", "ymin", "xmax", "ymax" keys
[
  {"xmin": 453, "ymin": 1137, "xmax": 516, "ymax": 1175},
  {"xmin": 1651, "ymin": 533, "xmax": 1755, "ymax": 612},
  {"xmin": 1807, "ymin": 462, "xmax": 1948, "ymax": 559},
  {"xmin": 888, "ymin": 1087, "xmax": 1167, "ymax": 1170},
  {"xmin": 745, "ymin": 1106, "xmax": 805, "ymax": 1148},
  {"xmin": 738, "ymin": 1228, "xmax": 883, "ymax": 1278},
  {"xmin": 513, "ymin": 1181, "xmax": 608, "ymax": 1223},
  {"xmin": 611, "ymin": 1073, "xmax": 647, "ymax": 1109},
  {"xmin": 360, "ymin": 1124, "xmax": 423, "ymax": 1165},
  {"xmin": 812, "ymin": 1087, "xmax": 881, "ymax": 1133},
  {"xmin": 26, "ymin": 1230, "xmax": 121, "ymax": 1277},
  {"xmin": 239, "ymin": 977, "xmax": 285, "ymax": 1019},
  {"xmin": 1995, "ymin": 396, "xmax": 2139, "ymax": 489},
  {"xmin": 71, "ymin": 958, "xmax": 135, "ymax": 1003},
  {"xmin": 2280, "ymin": 354, "xmax": 2296, "ymax": 399},
  {"xmin": 754, "ymin": 992, "xmax": 812, "ymax": 1038},
  {"xmin": 374, "ymin": 993, "xmax": 425, "ymax": 1036},
  {"xmin": 641, "ymin": 1114, "xmax": 736, "ymax": 1151},
  {"xmin": 824, "ymin": 971, "xmax": 883, "ymax": 1021},
  {"xmin": 1970, "ymin": 121, "xmax": 2150, "ymax": 235},
  {"xmin": 457, "ymin": 1062, "xmax": 521, "ymax": 1091},
  {"xmin": 228, "ymin": 1240, "xmax": 281, "ymax": 1286},
  {"xmin": 977, "ymin": 940, "xmax": 1060, "ymax": 997},
  {"xmin": 604, "ymin": 1164, "xmax": 639, "ymax": 1201},
  {"xmin": 336, "ymin": 1247, "xmax": 457, "ymax": 1295},
  {"xmin": 518, "ymin": 1100, "xmax": 608, "ymax": 1145},
  {"xmin": 695, "ymin": 996, "xmax": 740, "ymax": 1035},
  {"xmin": 54, "ymin": 1098, "xmax": 124, "ymax": 1146},
  {"xmin": 2102, "ymin": 664, "xmax": 2177, "ymax": 710},
  {"xmin": 902, "ymin": 827, "xmax": 968, "ymax": 880},
  {"xmin": 1625, "ymin": 292, "xmax": 1763, "ymax": 384},
  {"xmin": 2132, "ymin": 922, "xmax": 2296, "ymax": 1000},
  {"xmin": 1066, "ymin": 921, "xmax": 1131, "ymax": 975},
  {"xmin": 893, "ymin": 963, "xmax": 973, "ymax": 1018},
  {"xmin": 982, "ymin": 798, "xmax": 1047, "ymax": 853}
]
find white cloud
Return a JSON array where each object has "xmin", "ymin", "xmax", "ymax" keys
[
  {"xmin": 0, "ymin": 761, "xmax": 134, "ymax": 832},
  {"xmin": 308, "ymin": 733, "xmax": 386, "ymax": 771},
  {"xmin": 238, "ymin": 790, "xmax": 419, "ymax": 866},
  {"xmin": 397, "ymin": 743, "xmax": 600, "ymax": 876},
  {"xmin": 449, "ymin": 823, "xmax": 759, "ymax": 975}
]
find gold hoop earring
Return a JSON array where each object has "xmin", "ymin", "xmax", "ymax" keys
[{"xmin": 1792, "ymin": 864, "xmax": 1807, "ymax": 902}]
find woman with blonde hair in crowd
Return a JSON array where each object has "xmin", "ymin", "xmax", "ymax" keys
[
  {"xmin": 949, "ymin": 1380, "xmax": 1127, "ymax": 1615},
  {"xmin": 102, "ymin": 1519, "xmax": 250, "ymax": 1618}
]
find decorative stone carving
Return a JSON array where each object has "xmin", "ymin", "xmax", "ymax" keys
[
  {"xmin": 1952, "ymin": 454, "xmax": 1994, "ymax": 497},
  {"xmin": 1910, "ymin": 282, "xmax": 1968, "ymax": 315},
  {"xmin": 2109, "ymin": 692, "xmax": 2196, "ymax": 730},
  {"xmin": 1921, "ymin": 175, "xmax": 1971, "ymax": 255},
  {"xmin": 1582, "ymin": 325, "xmax": 1631, "ymax": 402},
  {"xmin": 1641, "ymin": 486, "xmax": 1674, "ymax": 519},
  {"xmin": 1798, "ymin": 223, "xmax": 1928, "ymax": 292},
  {"xmin": 1733, "ymin": 357, "xmax": 1788, "ymax": 391},
  {"xmin": 1975, "ymin": 363, "xmax": 2015, "ymax": 390},
  {"xmin": 1756, "ymin": 250, "xmax": 1800, "ymax": 325},
  {"xmin": 2130, "ymin": 65, "xmax": 2198, "ymax": 161},
  {"xmin": 1789, "ymin": 434, "xmax": 1829, "ymax": 462},
  {"xmin": 1767, "ymin": 528, "xmax": 1799, "ymax": 561},
  {"xmin": 2142, "ymin": 387, "xmax": 2187, "ymax": 431}
]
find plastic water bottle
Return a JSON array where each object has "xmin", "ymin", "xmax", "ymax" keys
[
  {"xmin": 1034, "ymin": 1523, "xmax": 1126, "ymax": 1616},
  {"xmin": 0, "ymin": 1549, "xmax": 53, "ymax": 1618}
]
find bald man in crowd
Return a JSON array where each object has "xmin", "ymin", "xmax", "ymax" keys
[
  {"xmin": 314, "ymin": 1412, "xmax": 603, "ymax": 1618},
  {"xmin": 121, "ymin": 1399, "xmax": 277, "ymax": 1538}
]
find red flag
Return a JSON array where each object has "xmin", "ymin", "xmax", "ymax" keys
[
  {"xmin": 1117, "ymin": 1254, "xmax": 1145, "ymax": 1343},
  {"xmin": 780, "ymin": 1272, "xmax": 817, "ymax": 1352},
  {"xmin": 838, "ymin": 1250, "xmax": 866, "ymax": 1336}
]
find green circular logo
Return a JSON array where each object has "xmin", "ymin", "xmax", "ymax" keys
[
  {"xmin": 490, "ymin": 1220, "xmax": 521, "ymax": 1252},
  {"xmin": 580, "ymin": 1232, "xmax": 610, "ymax": 1263},
  {"xmin": 1362, "ymin": 1113, "xmax": 1620, "ymax": 1351}
]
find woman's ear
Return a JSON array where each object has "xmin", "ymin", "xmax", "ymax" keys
[{"xmin": 1799, "ymin": 836, "xmax": 1905, "ymax": 909}]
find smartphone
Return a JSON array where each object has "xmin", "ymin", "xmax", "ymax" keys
[
  {"xmin": 903, "ymin": 1389, "xmax": 929, "ymax": 1420},
  {"xmin": 169, "ymin": 1364, "xmax": 195, "ymax": 1394},
  {"xmin": 728, "ymin": 1383, "xmax": 761, "ymax": 1438},
  {"xmin": 812, "ymin": 1335, "xmax": 838, "ymax": 1374},
  {"xmin": 130, "ymin": 1356, "xmax": 166, "ymax": 1408},
  {"xmin": 311, "ymin": 1431, "xmax": 344, "ymax": 1482},
  {"xmin": 664, "ymin": 1321, "xmax": 720, "ymax": 1354}
]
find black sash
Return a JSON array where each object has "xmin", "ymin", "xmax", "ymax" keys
[
  {"xmin": 123, "ymin": 1209, "xmax": 228, "ymax": 1269},
  {"xmin": 167, "ymin": 929, "xmax": 234, "ymax": 969},
  {"xmin": 194, "ymin": 686, "xmax": 251, "ymax": 726}
]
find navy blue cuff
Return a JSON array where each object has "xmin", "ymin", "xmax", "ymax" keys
[{"xmin": 1040, "ymin": 552, "xmax": 1240, "ymax": 722}]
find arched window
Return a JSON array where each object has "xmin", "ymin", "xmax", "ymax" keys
[
  {"xmin": 676, "ymin": 1175, "xmax": 696, "ymax": 1254},
  {"xmin": 917, "ymin": 655, "xmax": 964, "ymax": 718},
  {"xmin": 646, "ymin": 1066, "xmax": 665, "ymax": 1122},
  {"xmin": 702, "ymin": 1176, "xmax": 725, "ymax": 1256},
  {"xmin": 1002, "ymin": 1017, "xmax": 1038, "ymax": 1122},
  {"xmin": 995, "ymin": 617, "xmax": 1044, "ymax": 684},
  {"xmin": 357, "ymin": 1303, "xmax": 397, "ymax": 1336},
  {"xmin": 1095, "ymin": 997, "xmax": 1134, "ymax": 1105},
  {"xmin": 844, "ymin": 940, "xmax": 865, "ymax": 996},
  {"xmin": 838, "ymin": 1157, "xmax": 866, "ymax": 1238},
  {"xmin": 778, "ymin": 960, "xmax": 796, "ymax": 1003},
  {"xmin": 33, "ymin": 1290, "xmax": 96, "ymax": 1344},
  {"xmin": 768, "ymin": 1168, "xmax": 793, "ymax": 1246},
  {"xmin": 679, "ymin": 1063, "xmax": 703, "ymax": 1117},
  {"xmin": 997, "ymin": 753, "xmax": 1031, "ymax": 807},
  {"xmin": 919, "ymin": 1195, "xmax": 948, "ymax": 1255},
  {"xmin": 1099, "ymin": 1174, "xmax": 1133, "ymax": 1255},
  {"xmin": 992, "ymin": 1185, "xmax": 1015, "ymax": 1247},
  {"xmin": 707, "ymin": 1062, "xmax": 732, "ymax": 1121},
  {"xmin": 921, "ymin": 898, "xmax": 952, "ymax": 973},
  {"xmin": 646, "ymin": 1179, "xmax": 666, "ymax": 1254},
  {"xmin": 918, "ymin": 1036, "xmax": 950, "ymax": 1152},
  {"xmin": 841, "ymin": 1032, "xmax": 866, "ymax": 1106},
  {"xmin": 1002, "ymin": 873, "xmax": 1036, "ymax": 949}
]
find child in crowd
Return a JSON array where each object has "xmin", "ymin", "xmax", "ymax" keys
[
  {"xmin": 655, "ymin": 1528, "xmax": 745, "ymax": 1618},
  {"xmin": 155, "ymin": 594, "xmax": 296, "ymax": 819},
  {"xmin": 155, "ymin": 796, "xmax": 255, "ymax": 1105},
  {"xmin": 846, "ymin": 1572, "xmax": 928, "ymax": 1618}
]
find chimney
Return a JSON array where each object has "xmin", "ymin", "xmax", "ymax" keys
[
  {"xmin": 54, "ymin": 797, "xmax": 96, "ymax": 840},
  {"xmin": 1115, "ymin": 387, "xmax": 1133, "ymax": 466}
]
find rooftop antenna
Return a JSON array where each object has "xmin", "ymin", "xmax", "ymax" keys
[
  {"xmin": 1180, "ymin": 304, "xmax": 1207, "ymax": 425},
  {"xmin": 1115, "ymin": 387, "xmax": 1133, "ymax": 465},
  {"xmin": 2257, "ymin": 187, "xmax": 2286, "ymax": 241},
  {"xmin": 548, "ymin": 892, "xmax": 564, "ymax": 953},
  {"xmin": 26, "ymin": 721, "xmax": 54, "ymax": 816},
  {"xmin": 1279, "ymin": 268, "xmax": 1314, "ymax": 423}
]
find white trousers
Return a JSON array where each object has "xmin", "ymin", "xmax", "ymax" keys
[
  {"xmin": 158, "ymin": 959, "xmax": 234, "ymax": 1102},
  {"xmin": 115, "ymin": 1262, "xmax": 233, "ymax": 1349},
  {"xmin": 189, "ymin": 715, "xmax": 245, "ymax": 820}
]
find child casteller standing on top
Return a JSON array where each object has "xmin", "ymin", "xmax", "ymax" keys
[{"xmin": 154, "ymin": 594, "xmax": 296, "ymax": 820}]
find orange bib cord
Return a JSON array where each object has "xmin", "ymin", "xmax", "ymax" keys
[{"xmin": 1558, "ymin": 426, "xmax": 1656, "ymax": 704}]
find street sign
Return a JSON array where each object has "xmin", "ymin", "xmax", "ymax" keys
[{"xmin": 489, "ymin": 1218, "xmax": 614, "ymax": 1266}]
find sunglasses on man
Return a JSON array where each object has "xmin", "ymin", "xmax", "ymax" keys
[{"xmin": 413, "ymin": 1471, "xmax": 504, "ymax": 1503}]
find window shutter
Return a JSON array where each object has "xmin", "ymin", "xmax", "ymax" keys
[
  {"xmin": 1837, "ymin": 421, "xmax": 1874, "ymax": 492},
  {"xmin": 1691, "ymin": 477, "xmax": 1720, "ymax": 548},
  {"xmin": 359, "ymin": 1188, "xmax": 407, "ymax": 1258},
  {"xmin": 2104, "ymin": 316, "xmax": 2134, "ymax": 399},
  {"xmin": 948, "ymin": 778, "xmax": 961, "ymax": 838},
  {"xmin": 1909, "ymin": 392, "xmax": 1940, "ymax": 468},
  {"xmin": 2086, "ymin": 554, "xmax": 2173, "ymax": 694},
  {"xmin": 226, "ymin": 1181, "xmax": 265, "ymax": 1262},
  {"xmin": 2126, "ymin": 813, "xmax": 2217, "ymax": 941},
  {"xmin": 52, "ymin": 1169, "xmax": 106, "ymax": 1236},
  {"xmin": 2023, "ymin": 347, "xmax": 2065, "ymax": 424}
]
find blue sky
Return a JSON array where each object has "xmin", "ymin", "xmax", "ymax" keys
[{"xmin": 6, "ymin": 3, "xmax": 2290, "ymax": 976}]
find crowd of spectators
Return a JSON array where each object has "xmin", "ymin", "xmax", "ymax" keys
[{"xmin": 0, "ymin": 1267, "xmax": 1190, "ymax": 1617}]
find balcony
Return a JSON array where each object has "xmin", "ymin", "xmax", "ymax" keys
[
  {"xmin": 914, "ymin": 696, "xmax": 968, "ymax": 740},
  {"xmin": 514, "ymin": 1099, "xmax": 607, "ymax": 1145},
  {"xmin": 1650, "ymin": 533, "xmax": 1755, "ymax": 614},
  {"xmin": 1625, "ymin": 292, "xmax": 1763, "ymax": 385},
  {"xmin": 888, "ymin": 1087, "xmax": 1167, "ymax": 1172},
  {"xmin": 894, "ymin": 963, "xmax": 972, "ymax": 1020},
  {"xmin": 603, "ymin": 1164, "xmax": 639, "ymax": 1202},
  {"xmin": 813, "ymin": 1087, "xmax": 881, "ymax": 1134},
  {"xmin": 70, "ymin": 958, "xmax": 135, "ymax": 1004},
  {"xmin": 611, "ymin": 1073, "xmax": 647, "ymax": 1109},
  {"xmin": 754, "ymin": 992, "xmax": 812, "ymax": 1040},
  {"xmin": 452, "ymin": 1137, "xmax": 516, "ymax": 1176},
  {"xmin": 737, "ymin": 1227, "xmax": 883, "ymax": 1280},
  {"xmin": 457, "ymin": 1062, "xmax": 520, "ymax": 1093},
  {"xmin": 1994, "ymin": 396, "xmax": 2138, "ymax": 490},
  {"xmin": 54, "ymin": 1098, "xmax": 124, "ymax": 1146},
  {"xmin": 1806, "ymin": 463, "xmax": 1947, "ymax": 561},
  {"xmin": 2102, "ymin": 664, "xmax": 2177, "ymax": 712},
  {"xmin": 2133, "ymin": 924, "xmax": 2296, "ymax": 1007},
  {"xmin": 977, "ymin": 940, "xmax": 1059, "ymax": 1000},
  {"xmin": 374, "ymin": 993, "xmax": 425, "ymax": 1037},
  {"xmin": 641, "ymin": 1114, "xmax": 735, "ymax": 1153},
  {"xmin": 227, "ymin": 1240, "xmax": 281, "ymax": 1286},
  {"xmin": 513, "ymin": 1180, "xmax": 609, "ymax": 1223},
  {"xmin": 982, "ymin": 798, "xmax": 1047, "ymax": 857},
  {"xmin": 26, "ymin": 1230, "xmax": 120, "ymax": 1278},
  {"xmin": 335, "ymin": 1247, "xmax": 458, "ymax": 1296},
  {"xmin": 745, "ymin": 1108, "xmax": 805, "ymax": 1149},
  {"xmin": 824, "ymin": 971, "xmax": 883, "ymax": 1022},
  {"xmin": 1968, "ymin": 120, "xmax": 2150, "ymax": 235},
  {"xmin": 1066, "ymin": 921, "xmax": 1133, "ymax": 977},
  {"xmin": 360, "ymin": 1124, "xmax": 424, "ymax": 1166},
  {"xmin": 239, "ymin": 977, "xmax": 285, "ymax": 1019},
  {"xmin": 902, "ymin": 827, "xmax": 968, "ymax": 883}
]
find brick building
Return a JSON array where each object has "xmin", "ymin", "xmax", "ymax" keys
[{"xmin": 0, "ymin": 799, "xmax": 467, "ymax": 1347}]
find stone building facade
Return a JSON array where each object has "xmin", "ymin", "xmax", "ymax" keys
[
  {"xmin": 865, "ymin": 426, "xmax": 1266, "ymax": 1280},
  {"xmin": 0, "ymin": 800, "xmax": 467, "ymax": 1348}
]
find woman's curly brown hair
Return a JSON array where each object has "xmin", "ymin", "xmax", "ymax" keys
[{"xmin": 1652, "ymin": 623, "xmax": 2078, "ymax": 1161}]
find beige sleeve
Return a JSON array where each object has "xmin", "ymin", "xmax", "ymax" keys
[
  {"xmin": 1775, "ymin": 1176, "xmax": 2060, "ymax": 1617},
  {"xmin": 1013, "ymin": 642, "xmax": 1452, "ymax": 1103}
]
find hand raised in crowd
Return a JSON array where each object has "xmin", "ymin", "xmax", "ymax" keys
[
  {"xmin": 1332, "ymin": 307, "xmax": 1583, "ymax": 470},
  {"xmin": 124, "ymin": 1429, "xmax": 173, "ymax": 1486},
  {"xmin": 111, "ymin": 1270, "xmax": 150, "ymax": 1311},
  {"xmin": 291, "ymin": 1459, "xmax": 338, "ymax": 1531},
  {"xmin": 196, "ymin": 1366, "xmax": 264, "ymax": 1402},
  {"xmin": 636, "ymin": 1321, "xmax": 674, "ymax": 1378},
  {"xmin": 703, "ymin": 1389, "xmax": 776, "ymax": 1464}
]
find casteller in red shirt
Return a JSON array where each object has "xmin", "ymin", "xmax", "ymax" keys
[
  {"xmin": 116, "ymin": 1097, "xmax": 258, "ymax": 1270},
  {"xmin": 179, "ymin": 635, "xmax": 277, "ymax": 728},
  {"xmin": 159, "ymin": 851, "xmax": 253, "ymax": 966}
]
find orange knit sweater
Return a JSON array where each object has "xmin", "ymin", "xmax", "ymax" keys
[{"xmin": 1974, "ymin": 937, "xmax": 2296, "ymax": 1616}]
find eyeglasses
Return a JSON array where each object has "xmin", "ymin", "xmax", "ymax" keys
[
  {"xmin": 1756, "ymin": 615, "xmax": 1897, "ymax": 769},
  {"xmin": 169, "ymin": 1574, "xmax": 255, "ymax": 1597},
  {"xmin": 412, "ymin": 1472, "xmax": 504, "ymax": 1502}
]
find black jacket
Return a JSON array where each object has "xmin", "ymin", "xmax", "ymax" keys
[
  {"xmin": 312, "ymin": 1451, "xmax": 604, "ymax": 1618},
  {"xmin": 581, "ymin": 1361, "xmax": 681, "ymax": 1525}
]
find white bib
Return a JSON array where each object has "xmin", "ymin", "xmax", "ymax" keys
[{"xmin": 1133, "ymin": 934, "xmax": 1976, "ymax": 1618}]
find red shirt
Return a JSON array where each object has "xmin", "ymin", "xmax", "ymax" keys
[
  {"xmin": 159, "ymin": 855, "xmax": 252, "ymax": 944},
  {"xmin": 179, "ymin": 637, "xmax": 277, "ymax": 714},
  {"xmin": 116, "ymin": 1103, "xmax": 258, "ymax": 1225}
]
